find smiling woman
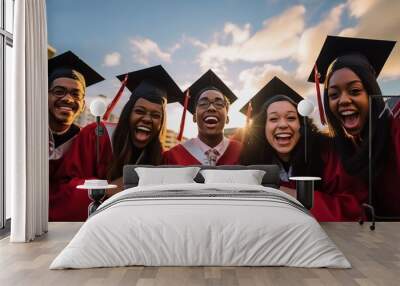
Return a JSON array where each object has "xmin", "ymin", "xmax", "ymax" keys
[
  {"xmin": 311, "ymin": 35, "xmax": 400, "ymax": 220},
  {"xmin": 326, "ymin": 68, "xmax": 369, "ymax": 137},
  {"xmin": 264, "ymin": 100, "xmax": 301, "ymax": 162},
  {"xmin": 106, "ymin": 93, "xmax": 166, "ymax": 181},
  {"xmin": 129, "ymin": 99, "xmax": 164, "ymax": 149},
  {"xmin": 239, "ymin": 77, "xmax": 320, "ymax": 177},
  {"xmin": 50, "ymin": 65, "xmax": 183, "ymax": 221},
  {"xmin": 238, "ymin": 78, "xmax": 344, "ymax": 221}
]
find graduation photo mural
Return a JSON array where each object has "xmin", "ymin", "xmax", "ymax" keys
[{"xmin": 47, "ymin": 0, "xmax": 400, "ymax": 222}]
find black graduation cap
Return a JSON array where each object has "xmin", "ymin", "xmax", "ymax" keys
[
  {"xmin": 240, "ymin": 76, "xmax": 303, "ymax": 117},
  {"xmin": 116, "ymin": 65, "xmax": 183, "ymax": 103},
  {"xmin": 185, "ymin": 69, "xmax": 237, "ymax": 114},
  {"xmin": 48, "ymin": 51, "xmax": 105, "ymax": 87},
  {"xmin": 308, "ymin": 35, "xmax": 396, "ymax": 83}
]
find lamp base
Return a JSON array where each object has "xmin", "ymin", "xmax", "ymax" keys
[
  {"xmin": 358, "ymin": 203, "xmax": 376, "ymax": 231},
  {"xmin": 296, "ymin": 180, "xmax": 314, "ymax": 210},
  {"xmin": 88, "ymin": 188, "xmax": 106, "ymax": 216}
]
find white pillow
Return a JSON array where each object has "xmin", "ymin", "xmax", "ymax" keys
[
  {"xmin": 200, "ymin": 169, "xmax": 266, "ymax": 185},
  {"xmin": 135, "ymin": 167, "xmax": 201, "ymax": 186}
]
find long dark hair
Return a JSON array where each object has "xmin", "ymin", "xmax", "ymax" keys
[
  {"xmin": 107, "ymin": 94, "xmax": 167, "ymax": 180},
  {"xmin": 323, "ymin": 54, "xmax": 391, "ymax": 183},
  {"xmin": 240, "ymin": 95, "xmax": 327, "ymax": 179}
]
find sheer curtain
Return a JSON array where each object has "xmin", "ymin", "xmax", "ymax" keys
[{"xmin": 8, "ymin": 0, "xmax": 48, "ymax": 242}]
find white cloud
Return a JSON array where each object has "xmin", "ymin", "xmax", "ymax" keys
[
  {"xmin": 220, "ymin": 63, "xmax": 315, "ymax": 129},
  {"xmin": 233, "ymin": 64, "xmax": 326, "ymax": 127},
  {"xmin": 103, "ymin": 52, "xmax": 121, "ymax": 67},
  {"xmin": 174, "ymin": 1, "xmax": 400, "ymax": 130},
  {"xmin": 169, "ymin": 42, "xmax": 182, "ymax": 54},
  {"xmin": 292, "ymin": 0, "xmax": 400, "ymax": 81},
  {"xmin": 184, "ymin": 4, "xmax": 348, "ymax": 81},
  {"xmin": 195, "ymin": 5, "xmax": 306, "ymax": 73},
  {"xmin": 239, "ymin": 64, "xmax": 313, "ymax": 105},
  {"xmin": 340, "ymin": 0, "xmax": 400, "ymax": 79},
  {"xmin": 295, "ymin": 4, "xmax": 346, "ymax": 79},
  {"xmin": 347, "ymin": 0, "xmax": 379, "ymax": 18},
  {"xmin": 223, "ymin": 22, "xmax": 251, "ymax": 44},
  {"xmin": 130, "ymin": 37, "xmax": 172, "ymax": 65},
  {"xmin": 182, "ymin": 5, "xmax": 341, "ymax": 129},
  {"xmin": 182, "ymin": 35, "xmax": 208, "ymax": 49}
]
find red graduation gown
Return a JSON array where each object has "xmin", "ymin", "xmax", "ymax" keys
[
  {"xmin": 284, "ymin": 117, "xmax": 400, "ymax": 221},
  {"xmin": 49, "ymin": 122, "xmax": 114, "ymax": 221},
  {"xmin": 281, "ymin": 177, "xmax": 365, "ymax": 222},
  {"xmin": 314, "ymin": 147, "xmax": 368, "ymax": 221},
  {"xmin": 281, "ymin": 138, "xmax": 369, "ymax": 222},
  {"xmin": 49, "ymin": 124, "xmax": 80, "ymax": 180},
  {"xmin": 374, "ymin": 117, "xmax": 400, "ymax": 217},
  {"xmin": 163, "ymin": 139, "xmax": 242, "ymax": 165},
  {"xmin": 317, "ymin": 117, "xmax": 400, "ymax": 220}
]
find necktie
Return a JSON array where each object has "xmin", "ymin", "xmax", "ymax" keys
[{"xmin": 205, "ymin": 149, "xmax": 219, "ymax": 166}]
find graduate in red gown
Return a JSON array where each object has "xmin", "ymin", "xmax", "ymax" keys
[
  {"xmin": 163, "ymin": 70, "xmax": 242, "ymax": 165},
  {"xmin": 50, "ymin": 65, "xmax": 183, "ymax": 221},
  {"xmin": 239, "ymin": 77, "xmax": 336, "ymax": 221},
  {"xmin": 308, "ymin": 35, "xmax": 399, "ymax": 220},
  {"xmin": 48, "ymin": 51, "xmax": 104, "ymax": 179}
]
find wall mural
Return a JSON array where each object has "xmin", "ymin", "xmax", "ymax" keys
[{"xmin": 47, "ymin": 0, "xmax": 400, "ymax": 222}]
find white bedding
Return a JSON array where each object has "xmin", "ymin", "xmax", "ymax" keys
[{"xmin": 50, "ymin": 183, "xmax": 351, "ymax": 269}]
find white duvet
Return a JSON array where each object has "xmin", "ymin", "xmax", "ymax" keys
[{"xmin": 50, "ymin": 183, "xmax": 351, "ymax": 269}]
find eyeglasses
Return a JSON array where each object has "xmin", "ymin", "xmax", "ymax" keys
[
  {"xmin": 49, "ymin": 86, "xmax": 84, "ymax": 101},
  {"xmin": 132, "ymin": 108, "xmax": 162, "ymax": 120},
  {"xmin": 197, "ymin": 98, "xmax": 227, "ymax": 110}
]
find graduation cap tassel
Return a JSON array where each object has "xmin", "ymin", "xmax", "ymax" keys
[
  {"xmin": 103, "ymin": 74, "xmax": 128, "ymax": 121},
  {"xmin": 177, "ymin": 90, "xmax": 190, "ymax": 141},
  {"xmin": 314, "ymin": 65, "xmax": 327, "ymax": 125}
]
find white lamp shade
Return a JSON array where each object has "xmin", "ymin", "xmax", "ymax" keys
[
  {"xmin": 298, "ymin": 99, "xmax": 315, "ymax": 117},
  {"xmin": 90, "ymin": 99, "xmax": 107, "ymax": 117}
]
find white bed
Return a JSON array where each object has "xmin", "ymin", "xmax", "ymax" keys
[{"xmin": 50, "ymin": 181, "xmax": 351, "ymax": 269}]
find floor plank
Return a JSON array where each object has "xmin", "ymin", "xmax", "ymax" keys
[{"xmin": 0, "ymin": 222, "xmax": 399, "ymax": 286}]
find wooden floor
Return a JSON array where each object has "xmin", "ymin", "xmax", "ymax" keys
[{"xmin": 0, "ymin": 222, "xmax": 399, "ymax": 286}]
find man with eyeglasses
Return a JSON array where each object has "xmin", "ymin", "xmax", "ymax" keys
[
  {"xmin": 164, "ymin": 70, "xmax": 242, "ymax": 165},
  {"xmin": 48, "ymin": 51, "xmax": 104, "ymax": 177}
]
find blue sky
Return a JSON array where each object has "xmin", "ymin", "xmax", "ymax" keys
[{"xmin": 47, "ymin": 0, "xmax": 400, "ymax": 137}]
